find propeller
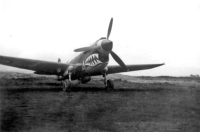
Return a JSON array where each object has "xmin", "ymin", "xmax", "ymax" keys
[
  {"xmin": 106, "ymin": 18, "xmax": 128, "ymax": 71},
  {"xmin": 74, "ymin": 18, "xmax": 129, "ymax": 71}
]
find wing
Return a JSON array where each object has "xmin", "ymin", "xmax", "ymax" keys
[
  {"xmin": 0, "ymin": 55, "xmax": 70, "ymax": 75},
  {"xmin": 107, "ymin": 63, "xmax": 164, "ymax": 74}
]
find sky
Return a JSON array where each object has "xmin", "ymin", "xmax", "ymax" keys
[{"xmin": 0, "ymin": 0, "xmax": 200, "ymax": 76}]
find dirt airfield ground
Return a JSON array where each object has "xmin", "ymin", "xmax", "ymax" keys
[{"xmin": 0, "ymin": 72, "xmax": 200, "ymax": 132}]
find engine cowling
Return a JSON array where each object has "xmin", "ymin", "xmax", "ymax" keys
[{"xmin": 81, "ymin": 76, "xmax": 91, "ymax": 84}]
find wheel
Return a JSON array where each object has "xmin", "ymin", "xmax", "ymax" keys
[
  {"xmin": 106, "ymin": 79, "xmax": 114, "ymax": 90},
  {"xmin": 62, "ymin": 80, "xmax": 71, "ymax": 92}
]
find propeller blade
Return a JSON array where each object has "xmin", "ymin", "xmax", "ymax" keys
[
  {"xmin": 110, "ymin": 51, "xmax": 129, "ymax": 71},
  {"xmin": 74, "ymin": 46, "xmax": 96, "ymax": 52},
  {"xmin": 107, "ymin": 18, "xmax": 113, "ymax": 39}
]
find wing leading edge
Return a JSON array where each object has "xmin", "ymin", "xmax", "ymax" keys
[
  {"xmin": 107, "ymin": 63, "xmax": 164, "ymax": 74},
  {"xmin": 0, "ymin": 55, "xmax": 70, "ymax": 75}
]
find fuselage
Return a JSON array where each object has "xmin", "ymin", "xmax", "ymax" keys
[{"xmin": 67, "ymin": 38, "xmax": 111, "ymax": 78}]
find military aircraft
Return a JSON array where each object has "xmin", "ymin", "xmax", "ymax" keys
[{"xmin": 0, "ymin": 18, "xmax": 164, "ymax": 91}]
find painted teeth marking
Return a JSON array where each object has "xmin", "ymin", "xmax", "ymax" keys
[{"xmin": 84, "ymin": 53, "xmax": 103, "ymax": 67}]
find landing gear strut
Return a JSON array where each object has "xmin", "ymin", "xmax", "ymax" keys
[{"xmin": 103, "ymin": 73, "xmax": 114, "ymax": 90}]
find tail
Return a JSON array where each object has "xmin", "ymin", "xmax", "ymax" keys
[{"xmin": 58, "ymin": 58, "xmax": 61, "ymax": 63}]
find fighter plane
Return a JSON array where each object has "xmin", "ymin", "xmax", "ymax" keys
[{"xmin": 0, "ymin": 18, "xmax": 164, "ymax": 91}]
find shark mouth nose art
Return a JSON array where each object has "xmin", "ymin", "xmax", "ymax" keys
[{"xmin": 84, "ymin": 54, "xmax": 104, "ymax": 67}]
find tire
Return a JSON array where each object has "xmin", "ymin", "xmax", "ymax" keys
[
  {"xmin": 62, "ymin": 80, "xmax": 71, "ymax": 92},
  {"xmin": 106, "ymin": 79, "xmax": 114, "ymax": 90}
]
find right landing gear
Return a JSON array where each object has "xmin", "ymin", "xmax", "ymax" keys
[{"xmin": 106, "ymin": 79, "xmax": 114, "ymax": 90}]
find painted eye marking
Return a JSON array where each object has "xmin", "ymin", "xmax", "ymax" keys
[{"xmin": 85, "ymin": 54, "xmax": 103, "ymax": 67}]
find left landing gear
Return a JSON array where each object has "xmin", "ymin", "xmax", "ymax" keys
[
  {"xmin": 62, "ymin": 72, "xmax": 81, "ymax": 92},
  {"xmin": 62, "ymin": 80, "xmax": 71, "ymax": 92}
]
